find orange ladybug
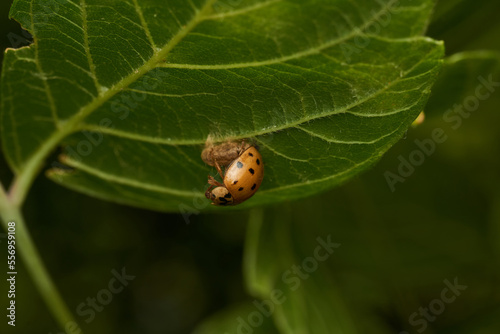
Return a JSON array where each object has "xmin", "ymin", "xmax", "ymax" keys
[{"xmin": 205, "ymin": 143, "xmax": 264, "ymax": 206}]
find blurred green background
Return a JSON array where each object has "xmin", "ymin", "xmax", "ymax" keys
[{"xmin": 1, "ymin": 0, "xmax": 500, "ymax": 333}]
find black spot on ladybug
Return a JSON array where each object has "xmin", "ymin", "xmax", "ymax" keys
[
  {"xmin": 219, "ymin": 197, "xmax": 228, "ymax": 203},
  {"xmin": 256, "ymin": 159, "xmax": 260, "ymax": 165},
  {"xmin": 238, "ymin": 187, "xmax": 244, "ymax": 191},
  {"xmin": 211, "ymin": 194, "xmax": 216, "ymax": 198},
  {"xmin": 249, "ymin": 168, "xmax": 255, "ymax": 175},
  {"xmin": 248, "ymin": 153, "xmax": 254, "ymax": 157},
  {"xmin": 233, "ymin": 180, "xmax": 238, "ymax": 185},
  {"xmin": 237, "ymin": 161, "xmax": 243, "ymax": 168},
  {"xmin": 224, "ymin": 193, "xmax": 232, "ymax": 199},
  {"xmin": 251, "ymin": 184, "xmax": 257, "ymax": 190}
]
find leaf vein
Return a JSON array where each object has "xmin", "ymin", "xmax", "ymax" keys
[
  {"xmin": 61, "ymin": 157, "xmax": 204, "ymax": 198},
  {"xmin": 205, "ymin": 0, "xmax": 283, "ymax": 20},
  {"xmin": 80, "ymin": 0, "xmax": 101, "ymax": 93},
  {"xmin": 132, "ymin": 0, "xmax": 157, "ymax": 50}
]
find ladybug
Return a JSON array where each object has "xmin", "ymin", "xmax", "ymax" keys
[{"xmin": 204, "ymin": 143, "xmax": 264, "ymax": 206}]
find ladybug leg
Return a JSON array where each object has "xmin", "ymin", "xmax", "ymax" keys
[
  {"xmin": 214, "ymin": 160, "xmax": 225, "ymax": 180},
  {"xmin": 208, "ymin": 175, "xmax": 223, "ymax": 187}
]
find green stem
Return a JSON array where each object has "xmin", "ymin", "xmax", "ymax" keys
[{"xmin": 0, "ymin": 184, "xmax": 81, "ymax": 332}]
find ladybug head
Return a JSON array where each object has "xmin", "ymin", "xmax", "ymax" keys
[{"xmin": 207, "ymin": 187, "xmax": 234, "ymax": 206}]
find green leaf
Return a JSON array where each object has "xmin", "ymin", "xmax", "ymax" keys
[
  {"xmin": 1, "ymin": 0, "xmax": 443, "ymax": 211},
  {"xmin": 244, "ymin": 208, "xmax": 389, "ymax": 334}
]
